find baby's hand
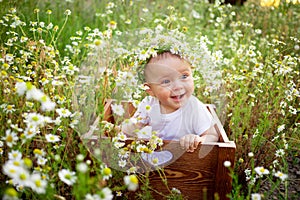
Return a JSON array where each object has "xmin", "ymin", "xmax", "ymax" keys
[{"xmin": 179, "ymin": 134, "xmax": 202, "ymax": 152}]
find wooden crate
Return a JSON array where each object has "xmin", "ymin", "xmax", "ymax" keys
[{"xmin": 81, "ymin": 99, "xmax": 236, "ymax": 200}]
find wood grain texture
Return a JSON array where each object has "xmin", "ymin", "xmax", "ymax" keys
[{"xmin": 149, "ymin": 142, "xmax": 219, "ymax": 200}]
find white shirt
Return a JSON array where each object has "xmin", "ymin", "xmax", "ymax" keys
[{"xmin": 133, "ymin": 95, "xmax": 214, "ymax": 140}]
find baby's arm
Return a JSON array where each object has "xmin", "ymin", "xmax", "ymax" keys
[{"xmin": 179, "ymin": 125, "xmax": 219, "ymax": 152}]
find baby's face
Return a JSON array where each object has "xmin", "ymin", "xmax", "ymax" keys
[{"xmin": 145, "ymin": 56, "xmax": 194, "ymax": 113}]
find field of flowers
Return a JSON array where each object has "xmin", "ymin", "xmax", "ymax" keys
[{"xmin": 0, "ymin": 0, "xmax": 299, "ymax": 199}]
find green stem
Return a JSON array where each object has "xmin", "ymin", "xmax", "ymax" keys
[{"xmin": 54, "ymin": 15, "xmax": 69, "ymax": 45}]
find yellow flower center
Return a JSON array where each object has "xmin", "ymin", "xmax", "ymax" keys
[
  {"xmin": 129, "ymin": 175, "xmax": 138, "ymax": 184},
  {"xmin": 20, "ymin": 173, "xmax": 27, "ymax": 180},
  {"xmin": 34, "ymin": 149, "xmax": 43, "ymax": 155},
  {"xmin": 145, "ymin": 105, "xmax": 151, "ymax": 111},
  {"xmin": 41, "ymin": 95, "xmax": 47, "ymax": 102},
  {"xmin": 103, "ymin": 167, "xmax": 111, "ymax": 176},
  {"xmin": 35, "ymin": 180, "xmax": 41, "ymax": 187},
  {"xmin": 32, "ymin": 116, "xmax": 39, "ymax": 122},
  {"xmin": 26, "ymin": 82, "xmax": 33, "ymax": 90},
  {"xmin": 13, "ymin": 161, "xmax": 21, "ymax": 166},
  {"xmin": 5, "ymin": 188, "xmax": 18, "ymax": 197},
  {"xmin": 6, "ymin": 135, "xmax": 13, "ymax": 143},
  {"xmin": 152, "ymin": 158, "xmax": 159, "ymax": 164},
  {"xmin": 65, "ymin": 174, "xmax": 71, "ymax": 180},
  {"xmin": 23, "ymin": 158, "xmax": 33, "ymax": 168}
]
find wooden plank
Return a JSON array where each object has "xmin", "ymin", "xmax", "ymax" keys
[
  {"xmin": 215, "ymin": 142, "xmax": 236, "ymax": 200},
  {"xmin": 205, "ymin": 104, "xmax": 229, "ymax": 143},
  {"xmin": 103, "ymin": 99, "xmax": 114, "ymax": 122},
  {"xmin": 149, "ymin": 142, "xmax": 219, "ymax": 200}
]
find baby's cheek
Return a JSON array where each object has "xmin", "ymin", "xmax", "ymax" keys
[
  {"xmin": 158, "ymin": 88, "xmax": 171, "ymax": 99},
  {"xmin": 184, "ymin": 81, "xmax": 194, "ymax": 90}
]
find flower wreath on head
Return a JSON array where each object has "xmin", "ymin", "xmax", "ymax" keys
[{"xmin": 113, "ymin": 28, "xmax": 223, "ymax": 100}]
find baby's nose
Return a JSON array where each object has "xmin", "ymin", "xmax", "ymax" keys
[{"xmin": 170, "ymin": 79, "xmax": 183, "ymax": 90}]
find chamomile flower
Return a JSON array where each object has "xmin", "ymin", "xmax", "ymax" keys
[
  {"xmin": 3, "ymin": 188, "xmax": 19, "ymax": 200},
  {"xmin": 5, "ymin": 53, "xmax": 14, "ymax": 63},
  {"xmin": 277, "ymin": 124, "xmax": 285, "ymax": 133},
  {"xmin": 192, "ymin": 10, "xmax": 201, "ymax": 19},
  {"xmin": 45, "ymin": 134, "xmax": 60, "ymax": 143},
  {"xmin": 118, "ymin": 148, "xmax": 130, "ymax": 159},
  {"xmin": 58, "ymin": 169, "xmax": 77, "ymax": 186},
  {"xmin": 125, "ymin": 19, "xmax": 131, "ymax": 24},
  {"xmin": 2, "ymin": 161, "xmax": 23, "ymax": 179},
  {"xmin": 99, "ymin": 187, "xmax": 113, "ymax": 200},
  {"xmin": 124, "ymin": 174, "xmax": 139, "ymax": 191},
  {"xmin": 254, "ymin": 166, "xmax": 269, "ymax": 176},
  {"xmin": 118, "ymin": 160, "xmax": 127, "ymax": 168},
  {"xmin": 41, "ymin": 99, "xmax": 56, "ymax": 111},
  {"xmin": 10, "ymin": 158, "xmax": 24, "ymax": 168},
  {"xmin": 116, "ymin": 191, "xmax": 122, "ymax": 197},
  {"xmin": 23, "ymin": 113, "xmax": 41, "ymax": 127},
  {"xmin": 2, "ymin": 129, "xmax": 18, "ymax": 147},
  {"xmin": 62, "ymin": 64, "xmax": 79, "ymax": 75},
  {"xmin": 56, "ymin": 108, "xmax": 72, "ymax": 118},
  {"xmin": 107, "ymin": 20, "xmax": 117, "ymax": 30},
  {"xmin": 114, "ymin": 141, "xmax": 125, "ymax": 149},
  {"xmin": 275, "ymin": 149, "xmax": 285, "ymax": 157},
  {"xmin": 23, "ymin": 125, "xmax": 39, "ymax": 139},
  {"xmin": 30, "ymin": 173, "xmax": 47, "ymax": 194},
  {"xmin": 117, "ymin": 132, "xmax": 127, "ymax": 141},
  {"xmin": 136, "ymin": 144, "xmax": 147, "ymax": 152},
  {"xmin": 111, "ymin": 103, "xmax": 125, "ymax": 116},
  {"xmin": 23, "ymin": 158, "xmax": 33, "ymax": 169},
  {"xmin": 37, "ymin": 157, "xmax": 47, "ymax": 166},
  {"xmin": 26, "ymin": 87, "xmax": 44, "ymax": 101},
  {"xmin": 8, "ymin": 150, "xmax": 22, "ymax": 160},
  {"xmin": 101, "ymin": 166, "xmax": 112, "ymax": 180},
  {"xmin": 64, "ymin": 9, "xmax": 71, "ymax": 16},
  {"xmin": 13, "ymin": 167, "xmax": 32, "ymax": 187},
  {"xmin": 1, "ymin": 104, "xmax": 16, "ymax": 113},
  {"xmin": 251, "ymin": 193, "xmax": 261, "ymax": 200},
  {"xmin": 127, "ymin": 166, "xmax": 137, "ymax": 174},
  {"xmin": 274, "ymin": 171, "xmax": 288, "ymax": 181},
  {"xmin": 33, "ymin": 148, "xmax": 46, "ymax": 158}
]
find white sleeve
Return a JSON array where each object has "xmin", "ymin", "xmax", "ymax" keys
[{"xmin": 192, "ymin": 100, "xmax": 214, "ymax": 136}]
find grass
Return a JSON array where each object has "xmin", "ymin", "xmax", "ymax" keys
[{"xmin": 0, "ymin": 0, "xmax": 299, "ymax": 199}]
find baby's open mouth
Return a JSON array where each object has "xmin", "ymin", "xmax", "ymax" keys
[{"xmin": 171, "ymin": 94, "xmax": 185, "ymax": 100}]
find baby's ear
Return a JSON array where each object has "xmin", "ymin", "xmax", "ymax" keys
[{"xmin": 144, "ymin": 83, "xmax": 154, "ymax": 96}]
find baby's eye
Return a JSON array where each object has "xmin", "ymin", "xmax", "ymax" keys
[
  {"xmin": 160, "ymin": 79, "xmax": 171, "ymax": 85},
  {"xmin": 180, "ymin": 74, "xmax": 189, "ymax": 79}
]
